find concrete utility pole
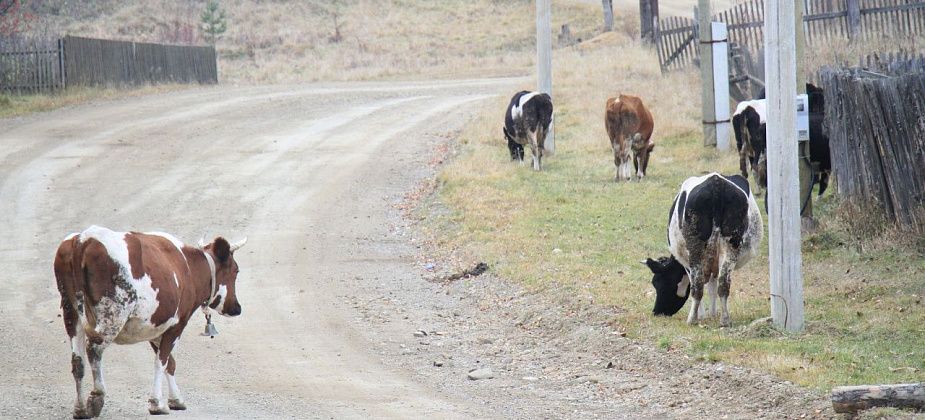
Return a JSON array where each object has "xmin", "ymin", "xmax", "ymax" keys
[
  {"xmin": 795, "ymin": 0, "xmax": 814, "ymax": 226},
  {"xmin": 697, "ymin": 0, "xmax": 716, "ymax": 147},
  {"xmin": 537, "ymin": 0, "xmax": 554, "ymax": 153},
  {"xmin": 765, "ymin": 0, "xmax": 805, "ymax": 332}
]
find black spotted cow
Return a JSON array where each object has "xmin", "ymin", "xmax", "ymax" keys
[
  {"xmin": 54, "ymin": 226, "xmax": 247, "ymax": 418},
  {"xmin": 503, "ymin": 90, "xmax": 554, "ymax": 171},
  {"xmin": 645, "ymin": 173, "xmax": 762, "ymax": 327},
  {"xmin": 735, "ymin": 84, "xmax": 831, "ymax": 196}
]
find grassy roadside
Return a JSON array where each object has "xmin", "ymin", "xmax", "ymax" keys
[
  {"xmin": 0, "ymin": 84, "xmax": 191, "ymax": 119},
  {"xmin": 429, "ymin": 32, "xmax": 925, "ymax": 391}
]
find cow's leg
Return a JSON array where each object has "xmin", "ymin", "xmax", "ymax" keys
[
  {"xmin": 84, "ymin": 300, "xmax": 131, "ymax": 418},
  {"xmin": 717, "ymin": 261, "xmax": 735, "ymax": 327},
  {"xmin": 613, "ymin": 147, "xmax": 631, "ymax": 181},
  {"xmin": 703, "ymin": 279, "xmax": 718, "ymax": 318},
  {"xmin": 529, "ymin": 130, "xmax": 541, "ymax": 171},
  {"xmin": 166, "ymin": 351, "xmax": 186, "ymax": 410},
  {"xmin": 63, "ymin": 298, "xmax": 91, "ymax": 419},
  {"xmin": 686, "ymin": 270, "xmax": 704, "ymax": 325},
  {"xmin": 85, "ymin": 340, "xmax": 109, "ymax": 418},
  {"xmin": 150, "ymin": 333, "xmax": 182, "ymax": 414}
]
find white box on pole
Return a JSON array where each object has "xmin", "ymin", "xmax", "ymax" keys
[
  {"xmin": 711, "ymin": 22, "xmax": 730, "ymax": 151},
  {"xmin": 795, "ymin": 94, "xmax": 809, "ymax": 142}
]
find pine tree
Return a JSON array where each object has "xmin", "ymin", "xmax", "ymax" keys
[{"xmin": 200, "ymin": 0, "xmax": 227, "ymax": 45}]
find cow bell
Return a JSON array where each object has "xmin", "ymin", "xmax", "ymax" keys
[{"xmin": 201, "ymin": 314, "xmax": 218, "ymax": 338}]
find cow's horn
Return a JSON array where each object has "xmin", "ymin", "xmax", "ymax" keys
[
  {"xmin": 198, "ymin": 235, "xmax": 207, "ymax": 248},
  {"xmin": 229, "ymin": 237, "xmax": 248, "ymax": 252}
]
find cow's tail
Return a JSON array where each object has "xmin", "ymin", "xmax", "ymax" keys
[
  {"xmin": 71, "ymin": 240, "xmax": 104, "ymax": 345},
  {"xmin": 702, "ymin": 227, "xmax": 723, "ymax": 281}
]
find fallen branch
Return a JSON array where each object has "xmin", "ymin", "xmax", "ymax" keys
[
  {"xmin": 831, "ymin": 383, "xmax": 925, "ymax": 414},
  {"xmin": 439, "ymin": 262, "xmax": 488, "ymax": 283}
]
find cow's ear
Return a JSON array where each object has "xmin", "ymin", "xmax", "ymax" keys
[
  {"xmin": 647, "ymin": 142, "xmax": 655, "ymax": 152},
  {"xmin": 213, "ymin": 237, "xmax": 231, "ymax": 263},
  {"xmin": 644, "ymin": 258, "xmax": 663, "ymax": 273}
]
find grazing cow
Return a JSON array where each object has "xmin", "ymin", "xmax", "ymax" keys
[
  {"xmin": 735, "ymin": 83, "xmax": 831, "ymax": 196},
  {"xmin": 54, "ymin": 226, "xmax": 247, "ymax": 418},
  {"xmin": 732, "ymin": 99, "xmax": 768, "ymax": 188},
  {"xmin": 605, "ymin": 94, "xmax": 655, "ymax": 181},
  {"xmin": 503, "ymin": 90, "xmax": 553, "ymax": 171},
  {"xmin": 645, "ymin": 173, "xmax": 762, "ymax": 327}
]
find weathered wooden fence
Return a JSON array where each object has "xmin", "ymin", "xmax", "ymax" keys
[
  {"xmin": 656, "ymin": 0, "xmax": 925, "ymax": 73},
  {"xmin": 818, "ymin": 62, "xmax": 925, "ymax": 233},
  {"xmin": 0, "ymin": 37, "xmax": 64, "ymax": 94},
  {"xmin": 0, "ymin": 35, "xmax": 217, "ymax": 93},
  {"xmin": 62, "ymin": 36, "xmax": 217, "ymax": 87}
]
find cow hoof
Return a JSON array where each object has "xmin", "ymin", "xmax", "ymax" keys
[
  {"xmin": 87, "ymin": 391, "xmax": 104, "ymax": 417},
  {"xmin": 72, "ymin": 407, "xmax": 91, "ymax": 419},
  {"xmin": 148, "ymin": 399, "xmax": 169, "ymax": 415},
  {"xmin": 168, "ymin": 399, "xmax": 187, "ymax": 410}
]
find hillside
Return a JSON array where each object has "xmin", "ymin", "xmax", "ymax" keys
[{"xmin": 27, "ymin": 0, "xmax": 613, "ymax": 83}]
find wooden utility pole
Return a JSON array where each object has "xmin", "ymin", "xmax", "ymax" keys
[
  {"xmin": 796, "ymin": 0, "xmax": 814, "ymax": 226},
  {"xmin": 639, "ymin": 0, "xmax": 659, "ymax": 42},
  {"xmin": 602, "ymin": 0, "xmax": 614, "ymax": 32},
  {"xmin": 765, "ymin": 0, "xmax": 804, "ymax": 332},
  {"xmin": 537, "ymin": 0, "xmax": 554, "ymax": 153},
  {"xmin": 847, "ymin": 0, "xmax": 861, "ymax": 40},
  {"xmin": 697, "ymin": 0, "xmax": 716, "ymax": 147}
]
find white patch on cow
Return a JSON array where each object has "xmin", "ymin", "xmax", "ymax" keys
[
  {"xmin": 172, "ymin": 272, "xmax": 179, "ymax": 288},
  {"xmin": 78, "ymin": 226, "xmax": 178, "ymax": 345},
  {"xmin": 212, "ymin": 284, "xmax": 229, "ymax": 315},
  {"xmin": 734, "ymin": 99, "xmax": 767, "ymax": 124},
  {"xmin": 510, "ymin": 91, "xmax": 541, "ymax": 121},
  {"xmin": 166, "ymin": 372, "xmax": 183, "ymax": 402},
  {"xmin": 636, "ymin": 169, "xmax": 645, "ymax": 179},
  {"xmin": 150, "ymin": 359, "xmax": 167, "ymax": 411},
  {"xmin": 617, "ymin": 160, "xmax": 633, "ymax": 180},
  {"xmin": 675, "ymin": 273, "xmax": 690, "ymax": 298}
]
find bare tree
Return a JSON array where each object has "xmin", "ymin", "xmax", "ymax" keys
[{"xmin": 601, "ymin": 0, "xmax": 614, "ymax": 32}]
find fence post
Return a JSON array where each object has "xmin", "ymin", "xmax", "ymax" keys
[
  {"xmin": 847, "ymin": 0, "xmax": 861, "ymax": 40},
  {"xmin": 698, "ymin": 0, "xmax": 717, "ymax": 147},
  {"xmin": 58, "ymin": 37, "xmax": 66, "ymax": 89},
  {"xmin": 537, "ymin": 0, "xmax": 554, "ymax": 154},
  {"xmin": 765, "ymin": 0, "xmax": 805, "ymax": 332},
  {"xmin": 711, "ymin": 22, "xmax": 731, "ymax": 151},
  {"xmin": 641, "ymin": 0, "xmax": 660, "ymax": 42},
  {"xmin": 602, "ymin": 0, "xmax": 614, "ymax": 32}
]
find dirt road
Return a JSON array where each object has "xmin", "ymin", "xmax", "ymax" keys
[{"xmin": 0, "ymin": 80, "xmax": 514, "ymax": 419}]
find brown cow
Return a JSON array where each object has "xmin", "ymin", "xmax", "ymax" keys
[
  {"xmin": 54, "ymin": 226, "xmax": 246, "ymax": 418},
  {"xmin": 605, "ymin": 94, "xmax": 655, "ymax": 181}
]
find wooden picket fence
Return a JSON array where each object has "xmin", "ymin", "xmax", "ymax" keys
[
  {"xmin": 0, "ymin": 37, "xmax": 64, "ymax": 94},
  {"xmin": 656, "ymin": 0, "xmax": 925, "ymax": 73},
  {"xmin": 818, "ymin": 62, "xmax": 925, "ymax": 233},
  {"xmin": 0, "ymin": 35, "xmax": 217, "ymax": 94}
]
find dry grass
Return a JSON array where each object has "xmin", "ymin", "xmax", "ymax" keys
[
  {"xmin": 431, "ymin": 32, "xmax": 925, "ymax": 391},
  {"xmin": 33, "ymin": 0, "xmax": 604, "ymax": 83},
  {"xmin": 0, "ymin": 84, "xmax": 188, "ymax": 119}
]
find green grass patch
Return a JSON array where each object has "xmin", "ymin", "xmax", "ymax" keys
[{"xmin": 430, "ymin": 36, "xmax": 925, "ymax": 391}]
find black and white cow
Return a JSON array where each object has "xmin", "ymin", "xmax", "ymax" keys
[
  {"xmin": 735, "ymin": 84, "xmax": 831, "ymax": 196},
  {"xmin": 503, "ymin": 90, "xmax": 553, "ymax": 171},
  {"xmin": 645, "ymin": 173, "xmax": 762, "ymax": 327}
]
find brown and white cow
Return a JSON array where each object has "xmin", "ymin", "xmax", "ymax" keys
[
  {"xmin": 605, "ymin": 94, "xmax": 655, "ymax": 181},
  {"xmin": 54, "ymin": 226, "xmax": 246, "ymax": 418}
]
